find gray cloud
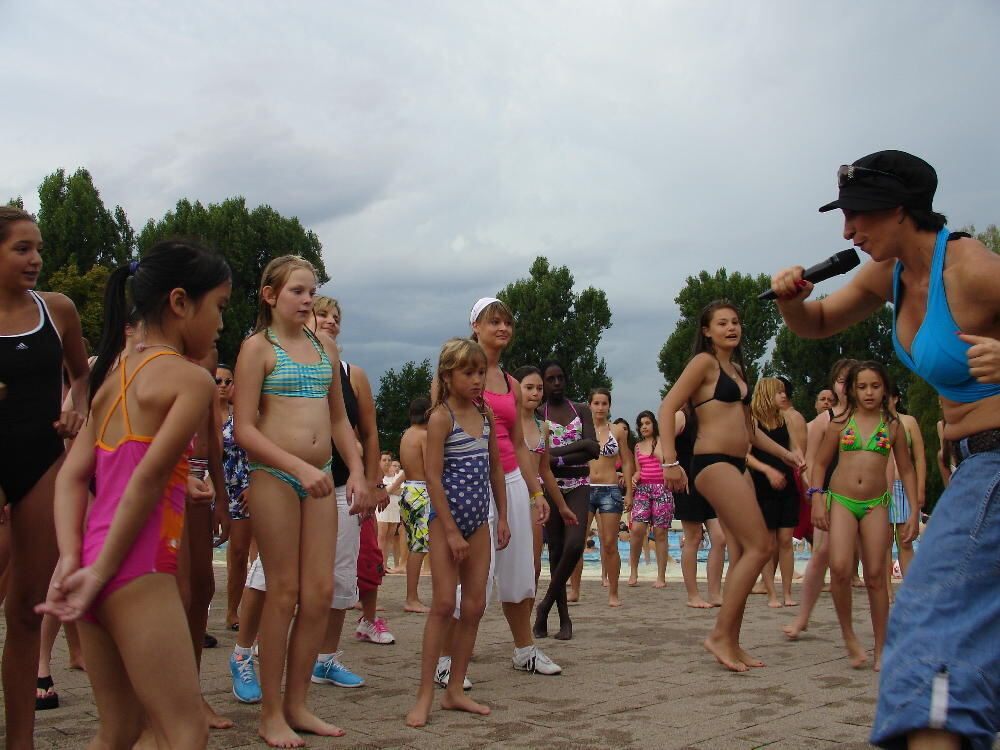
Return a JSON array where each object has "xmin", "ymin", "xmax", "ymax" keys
[{"xmin": 6, "ymin": 0, "xmax": 1000, "ymax": 426}]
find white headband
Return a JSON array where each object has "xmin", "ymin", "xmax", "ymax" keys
[{"xmin": 469, "ymin": 297, "xmax": 501, "ymax": 325}]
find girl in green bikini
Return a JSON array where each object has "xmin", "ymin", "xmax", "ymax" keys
[{"xmin": 810, "ymin": 361, "xmax": 919, "ymax": 671}]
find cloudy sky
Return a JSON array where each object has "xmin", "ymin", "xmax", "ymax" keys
[{"xmin": 7, "ymin": 1, "xmax": 999, "ymax": 425}]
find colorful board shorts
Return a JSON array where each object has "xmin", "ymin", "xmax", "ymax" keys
[
  {"xmin": 630, "ymin": 482, "xmax": 674, "ymax": 528},
  {"xmin": 871, "ymin": 445, "xmax": 1000, "ymax": 749},
  {"xmin": 399, "ymin": 481, "xmax": 430, "ymax": 554}
]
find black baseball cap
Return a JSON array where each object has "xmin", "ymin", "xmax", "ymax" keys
[{"xmin": 818, "ymin": 150, "xmax": 937, "ymax": 213}]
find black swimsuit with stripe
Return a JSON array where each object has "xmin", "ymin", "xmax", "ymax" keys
[{"xmin": 0, "ymin": 292, "xmax": 65, "ymax": 505}]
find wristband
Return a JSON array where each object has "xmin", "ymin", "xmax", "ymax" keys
[
  {"xmin": 531, "ymin": 491, "xmax": 544, "ymax": 498},
  {"xmin": 557, "ymin": 456, "xmax": 564, "ymax": 467},
  {"xmin": 660, "ymin": 461, "xmax": 680, "ymax": 468},
  {"xmin": 805, "ymin": 487, "xmax": 824, "ymax": 498}
]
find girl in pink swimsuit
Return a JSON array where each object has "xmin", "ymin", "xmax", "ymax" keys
[{"xmin": 36, "ymin": 240, "xmax": 232, "ymax": 750}]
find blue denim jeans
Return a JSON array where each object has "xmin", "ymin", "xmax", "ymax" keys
[
  {"xmin": 589, "ymin": 484, "xmax": 624, "ymax": 515},
  {"xmin": 871, "ymin": 445, "xmax": 1000, "ymax": 749}
]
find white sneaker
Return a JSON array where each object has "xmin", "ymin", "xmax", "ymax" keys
[
  {"xmin": 356, "ymin": 616, "xmax": 395, "ymax": 645},
  {"xmin": 512, "ymin": 645, "xmax": 562, "ymax": 675},
  {"xmin": 434, "ymin": 656, "xmax": 472, "ymax": 690}
]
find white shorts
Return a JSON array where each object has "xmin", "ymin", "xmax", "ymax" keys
[
  {"xmin": 493, "ymin": 469, "xmax": 536, "ymax": 603},
  {"xmin": 244, "ymin": 486, "xmax": 359, "ymax": 610},
  {"xmin": 376, "ymin": 493, "xmax": 401, "ymax": 524}
]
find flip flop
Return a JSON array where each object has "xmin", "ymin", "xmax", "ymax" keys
[{"xmin": 35, "ymin": 676, "xmax": 59, "ymax": 711}]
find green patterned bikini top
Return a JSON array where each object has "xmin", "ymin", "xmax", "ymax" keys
[{"xmin": 839, "ymin": 415, "xmax": 890, "ymax": 456}]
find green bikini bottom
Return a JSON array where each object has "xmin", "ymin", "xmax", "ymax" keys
[
  {"xmin": 249, "ymin": 458, "xmax": 333, "ymax": 501},
  {"xmin": 826, "ymin": 489, "xmax": 891, "ymax": 521}
]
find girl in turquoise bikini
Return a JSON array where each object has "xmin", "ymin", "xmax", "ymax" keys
[{"xmin": 810, "ymin": 361, "xmax": 918, "ymax": 671}]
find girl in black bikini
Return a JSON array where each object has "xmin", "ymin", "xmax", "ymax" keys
[
  {"xmin": 659, "ymin": 301, "xmax": 803, "ymax": 672},
  {"xmin": 533, "ymin": 360, "xmax": 598, "ymax": 640}
]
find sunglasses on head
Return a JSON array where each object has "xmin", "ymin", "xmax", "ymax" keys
[
  {"xmin": 837, "ymin": 164, "xmax": 902, "ymax": 188},
  {"xmin": 214, "ymin": 377, "xmax": 233, "ymax": 386}
]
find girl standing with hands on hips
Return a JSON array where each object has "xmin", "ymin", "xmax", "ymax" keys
[
  {"xmin": 37, "ymin": 241, "xmax": 231, "ymax": 749},
  {"xmin": 810, "ymin": 361, "xmax": 917, "ymax": 670},
  {"xmin": 407, "ymin": 338, "xmax": 509, "ymax": 728},
  {"xmin": 658, "ymin": 301, "xmax": 803, "ymax": 672},
  {"xmin": 233, "ymin": 256, "xmax": 367, "ymax": 747}
]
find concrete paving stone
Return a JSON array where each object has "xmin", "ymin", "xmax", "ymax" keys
[{"xmin": 5, "ymin": 568, "xmax": 938, "ymax": 748}]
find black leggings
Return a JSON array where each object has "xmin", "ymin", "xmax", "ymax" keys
[{"xmin": 539, "ymin": 484, "xmax": 590, "ymax": 616}]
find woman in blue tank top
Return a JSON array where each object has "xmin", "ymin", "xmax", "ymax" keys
[{"xmin": 771, "ymin": 150, "xmax": 1000, "ymax": 750}]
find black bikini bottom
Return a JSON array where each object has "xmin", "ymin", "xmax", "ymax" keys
[{"xmin": 689, "ymin": 453, "xmax": 747, "ymax": 486}]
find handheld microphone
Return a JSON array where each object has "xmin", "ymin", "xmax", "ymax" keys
[{"xmin": 758, "ymin": 248, "xmax": 860, "ymax": 301}]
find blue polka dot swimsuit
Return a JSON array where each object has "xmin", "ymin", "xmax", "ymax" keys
[{"xmin": 429, "ymin": 402, "xmax": 491, "ymax": 538}]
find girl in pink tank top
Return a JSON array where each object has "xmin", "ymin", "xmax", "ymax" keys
[
  {"xmin": 628, "ymin": 411, "xmax": 674, "ymax": 589},
  {"xmin": 37, "ymin": 240, "xmax": 232, "ymax": 750}
]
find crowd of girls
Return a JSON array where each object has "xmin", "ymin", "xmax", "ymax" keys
[{"xmin": 9, "ymin": 149, "xmax": 994, "ymax": 750}]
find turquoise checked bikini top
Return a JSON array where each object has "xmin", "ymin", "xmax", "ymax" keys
[{"xmin": 839, "ymin": 415, "xmax": 890, "ymax": 456}]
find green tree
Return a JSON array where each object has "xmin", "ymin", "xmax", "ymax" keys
[
  {"xmin": 36, "ymin": 168, "xmax": 135, "ymax": 286},
  {"xmin": 961, "ymin": 223, "xmax": 1000, "ymax": 253},
  {"xmin": 46, "ymin": 264, "xmax": 111, "ymax": 348},
  {"xmin": 766, "ymin": 303, "xmax": 911, "ymax": 416},
  {"xmin": 496, "ymin": 257, "xmax": 612, "ymax": 399},
  {"xmin": 375, "ymin": 359, "xmax": 433, "ymax": 455},
  {"xmin": 138, "ymin": 197, "xmax": 327, "ymax": 365},
  {"xmin": 658, "ymin": 269, "xmax": 780, "ymax": 394}
]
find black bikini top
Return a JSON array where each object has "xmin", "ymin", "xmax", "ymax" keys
[{"xmin": 693, "ymin": 359, "xmax": 750, "ymax": 408}]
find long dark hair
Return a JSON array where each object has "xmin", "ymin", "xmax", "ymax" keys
[
  {"xmin": 690, "ymin": 300, "xmax": 749, "ymax": 382},
  {"xmin": 91, "ymin": 239, "xmax": 231, "ymax": 401},
  {"xmin": 635, "ymin": 410, "xmax": 659, "ymax": 452},
  {"xmin": 838, "ymin": 360, "xmax": 896, "ymax": 427}
]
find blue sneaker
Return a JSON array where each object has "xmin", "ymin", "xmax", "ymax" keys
[
  {"xmin": 311, "ymin": 651, "xmax": 365, "ymax": 688},
  {"xmin": 229, "ymin": 650, "xmax": 261, "ymax": 703}
]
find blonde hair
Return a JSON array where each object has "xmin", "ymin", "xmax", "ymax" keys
[
  {"xmin": 432, "ymin": 338, "xmax": 487, "ymax": 413},
  {"xmin": 254, "ymin": 255, "xmax": 317, "ymax": 334},
  {"xmin": 471, "ymin": 299, "xmax": 515, "ymax": 342},
  {"xmin": 313, "ymin": 295, "xmax": 340, "ymax": 318},
  {"xmin": 750, "ymin": 377, "xmax": 785, "ymax": 431}
]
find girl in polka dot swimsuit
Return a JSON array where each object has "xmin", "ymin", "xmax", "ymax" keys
[{"xmin": 407, "ymin": 338, "xmax": 510, "ymax": 728}]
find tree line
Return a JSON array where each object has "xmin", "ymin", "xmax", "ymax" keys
[{"xmin": 11, "ymin": 167, "xmax": 997, "ymax": 504}]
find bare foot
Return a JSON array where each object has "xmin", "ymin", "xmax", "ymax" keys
[
  {"xmin": 406, "ymin": 693, "xmax": 434, "ymax": 728},
  {"xmin": 652, "ymin": 580, "xmax": 667, "ymax": 589},
  {"xmin": 845, "ymin": 636, "xmax": 868, "ymax": 668},
  {"xmin": 792, "ymin": 571, "xmax": 803, "ymax": 580},
  {"xmin": 703, "ymin": 635, "xmax": 749, "ymax": 673},
  {"xmin": 553, "ymin": 620, "xmax": 573, "ymax": 640},
  {"xmin": 851, "ymin": 576, "xmax": 865, "ymax": 588},
  {"xmin": 874, "ymin": 653, "xmax": 882, "ymax": 672},
  {"xmin": 783, "ymin": 598, "xmax": 799, "ymax": 607},
  {"xmin": 708, "ymin": 597, "xmax": 724, "ymax": 608},
  {"xmin": 441, "ymin": 692, "xmax": 491, "ymax": 715},
  {"xmin": 68, "ymin": 658, "xmax": 86, "ymax": 671},
  {"xmin": 608, "ymin": 595, "xmax": 622, "ymax": 607},
  {"xmin": 202, "ymin": 699, "xmax": 234, "ymax": 729},
  {"xmin": 737, "ymin": 647, "xmax": 766, "ymax": 668},
  {"xmin": 627, "ymin": 575, "xmax": 639, "ymax": 587},
  {"xmin": 132, "ymin": 729, "xmax": 158, "ymax": 750},
  {"xmin": 781, "ymin": 621, "xmax": 807, "ymax": 640},
  {"xmin": 567, "ymin": 589, "xmax": 580, "ymax": 603},
  {"xmin": 388, "ymin": 567, "xmax": 406, "ymax": 575},
  {"xmin": 287, "ymin": 707, "xmax": 345, "ymax": 738},
  {"xmin": 767, "ymin": 598, "xmax": 783, "ymax": 608},
  {"xmin": 404, "ymin": 600, "xmax": 431, "ymax": 614},
  {"xmin": 751, "ymin": 584, "xmax": 767, "ymax": 595},
  {"xmin": 822, "ymin": 583, "xmax": 832, "ymax": 592},
  {"xmin": 601, "ymin": 578, "xmax": 609, "ymax": 587},
  {"xmin": 686, "ymin": 597, "xmax": 714, "ymax": 609},
  {"xmin": 258, "ymin": 715, "xmax": 305, "ymax": 748},
  {"xmin": 533, "ymin": 608, "xmax": 548, "ymax": 639}
]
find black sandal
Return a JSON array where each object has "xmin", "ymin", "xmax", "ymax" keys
[{"xmin": 35, "ymin": 676, "xmax": 59, "ymax": 711}]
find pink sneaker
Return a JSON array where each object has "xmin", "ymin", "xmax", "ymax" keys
[{"xmin": 356, "ymin": 616, "xmax": 395, "ymax": 645}]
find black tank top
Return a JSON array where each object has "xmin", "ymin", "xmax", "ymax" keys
[
  {"xmin": 0, "ymin": 292, "xmax": 63, "ymax": 427},
  {"xmin": 750, "ymin": 423, "xmax": 792, "ymax": 474},
  {"xmin": 330, "ymin": 361, "xmax": 360, "ymax": 486}
]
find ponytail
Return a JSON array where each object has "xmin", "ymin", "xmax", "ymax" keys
[{"xmin": 89, "ymin": 265, "xmax": 133, "ymax": 402}]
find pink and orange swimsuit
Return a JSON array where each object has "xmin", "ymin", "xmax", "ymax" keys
[{"xmin": 81, "ymin": 352, "xmax": 189, "ymax": 622}]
